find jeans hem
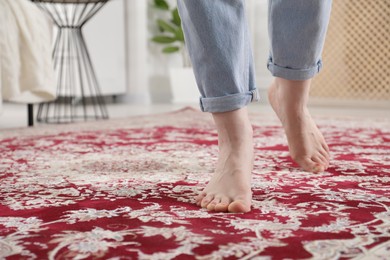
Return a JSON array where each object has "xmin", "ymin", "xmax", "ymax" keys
[
  {"xmin": 267, "ymin": 60, "xmax": 323, "ymax": 81},
  {"xmin": 199, "ymin": 89, "xmax": 259, "ymax": 113}
]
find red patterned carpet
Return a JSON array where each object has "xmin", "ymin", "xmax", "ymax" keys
[{"xmin": 1, "ymin": 107, "xmax": 389, "ymax": 259}]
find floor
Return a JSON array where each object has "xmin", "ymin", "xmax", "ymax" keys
[{"xmin": 0, "ymin": 101, "xmax": 389, "ymax": 130}]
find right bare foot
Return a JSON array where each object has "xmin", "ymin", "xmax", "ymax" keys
[
  {"xmin": 195, "ymin": 108, "xmax": 253, "ymax": 213},
  {"xmin": 268, "ymin": 78, "xmax": 330, "ymax": 173}
]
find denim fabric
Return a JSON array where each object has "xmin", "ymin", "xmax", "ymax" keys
[
  {"xmin": 268, "ymin": 0, "xmax": 332, "ymax": 81},
  {"xmin": 178, "ymin": 0, "xmax": 332, "ymax": 113}
]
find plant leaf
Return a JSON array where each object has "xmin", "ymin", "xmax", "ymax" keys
[
  {"xmin": 162, "ymin": 46, "xmax": 180, "ymax": 53},
  {"xmin": 154, "ymin": 0, "xmax": 169, "ymax": 10},
  {"xmin": 175, "ymin": 28, "xmax": 185, "ymax": 42},
  {"xmin": 157, "ymin": 19, "xmax": 177, "ymax": 34},
  {"xmin": 172, "ymin": 8, "xmax": 181, "ymax": 27},
  {"xmin": 151, "ymin": 36, "xmax": 177, "ymax": 44}
]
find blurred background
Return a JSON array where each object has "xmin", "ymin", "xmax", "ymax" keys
[{"xmin": 0, "ymin": 0, "xmax": 389, "ymax": 128}]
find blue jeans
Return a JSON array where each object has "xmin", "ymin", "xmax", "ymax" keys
[{"xmin": 177, "ymin": 0, "xmax": 332, "ymax": 113}]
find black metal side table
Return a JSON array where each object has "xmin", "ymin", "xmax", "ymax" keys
[{"xmin": 32, "ymin": 0, "xmax": 109, "ymax": 123}]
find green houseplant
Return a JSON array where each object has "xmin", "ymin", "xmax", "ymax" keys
[
  {"xmin": 151, "ymin": 0, "xmax": 191, "ymax": 67},
  {"xmin": 150, "ymin": 0, "xmax": 198, "ymax": 104}
]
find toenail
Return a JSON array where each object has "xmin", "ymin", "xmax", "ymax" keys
[{"xmin": 313, "ymin": 165, "xmax": 323, "ymax": 172}]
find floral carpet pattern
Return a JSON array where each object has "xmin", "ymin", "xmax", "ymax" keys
[{"xmin": 0, "ymin": 107, "xmax": 389, "ymax": 259}]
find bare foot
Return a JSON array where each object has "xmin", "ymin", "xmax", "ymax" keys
[
  {"xmin": 196, "ymin": 108, "xmax": 253, "ymax": 213},
  {"xmin": 268, "ymin": 78, "xmax": 330, "ymax": 173}
]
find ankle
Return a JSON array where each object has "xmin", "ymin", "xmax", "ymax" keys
[
  {"xmin": 275, "ymin": 77, "xmax": 311, "ymax": 88},
  {"xmin": 218, "ymin": 131, "xmax": 253, "ymax": 155},
  {"xmin": 274, "ymin": 78, "xmax": 311, "ymax": 111},
  {"xmin": 213, "ymin": 108, "xmax": 253, "ymax": 146}
]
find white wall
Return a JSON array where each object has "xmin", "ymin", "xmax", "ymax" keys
[
  {"xmin": 86, "ymin": 0, "xmax": 150, "ymax": 104},
  {"xmin": 84, "ymin": 0, "xmax": 126, "ymax": 96},
  {"xmin": 248, "ymin": 0, "xmax": 273, "ymax": 91},
  {"xmin": 123, "ymin": 0, "xmax": 149, "ymax": 104}
]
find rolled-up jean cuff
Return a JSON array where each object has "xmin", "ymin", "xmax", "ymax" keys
[
  {"xmin": 199, "ymin": 89, "xmax": 260, "ymax": 113},
  {"xmin": 267, "ymin": 60, "xmax": 323, "ymax": 81}
]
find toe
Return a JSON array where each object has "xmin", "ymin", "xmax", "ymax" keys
[
  {"xmin": 195, "ymin": 192, "xmax": 207, "ymax": 206},
  {"xmin": 313, "ymin": 153, "xmax": 329, "ymax": 170},
  {"xmin": 311, "ymin": 162, "xmax": 325, "ymax": 173},
  {"xmin": 207, "ymin": 197, "xmax": 221, "ymax": 211},
  {"xmin": 299, "ymin": 157, "xmax": 324, "ymax": 173},
  {"xmin": 312, "ymin": 154, "xmax": 328, "ymax": 168},
  {"xmin": 322, "ymin": 151, "xmax": 330, "ymax": 167},
  {"xmin": 322, "ymin": 142, "xmax": 330, "ymax": 154},
  {"xmin": 214, "ymin": 197, "xmax": 230, "ymax": 212},
  {"xmin": 201, "ymin": 194, "xmax": 214, "ymax": 208},
  {"xmin": 319, "ymin": 148, "xmax": 330, "ymax": 163},
  {"xmin": 228, "ymin": 199, "xmax": 251, "ymax": 213},
  {"xmin": 319, "ymin": 152, "xmax": 330, "ymax": 170}
]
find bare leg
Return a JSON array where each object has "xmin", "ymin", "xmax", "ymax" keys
[
  {"xmin": 196, "ymin": 107, "xmax": 253, "ymax": 213},
  {"xmin": 268, "ymin": 78, "xmax": 330, "ymax": 173}
]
